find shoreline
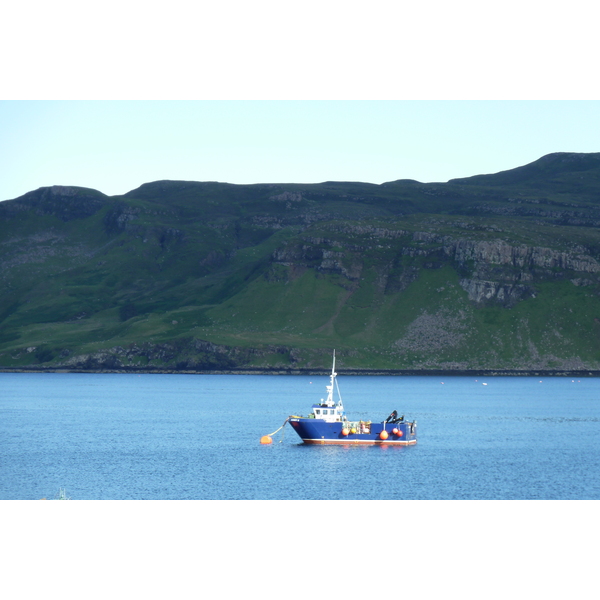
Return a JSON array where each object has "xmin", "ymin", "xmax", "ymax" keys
[{"xmin": 2, "ymin": 366, "xmax": 600, "ymax": 377}]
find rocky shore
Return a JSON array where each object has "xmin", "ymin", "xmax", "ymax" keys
[{"xmin": 3, "ymin": 366, "xmax": 600, "ymax": 377}]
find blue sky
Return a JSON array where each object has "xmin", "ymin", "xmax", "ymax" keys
[
  {"xmin": 1, "ymin": 100, "xmax": 599, "ymax": 201},
  {"xmin": 1, "ymin": 2, "xmax": 598, "ymax": 202}
]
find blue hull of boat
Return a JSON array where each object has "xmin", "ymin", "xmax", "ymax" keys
[{"xmin": 289, "ymin": 418, "xmax": 417, "ymax": 445}]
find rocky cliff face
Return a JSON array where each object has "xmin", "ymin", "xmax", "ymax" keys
[
  {"xmin": 272, "ymin": 225, "xmax": 600, "ymax": 306},
  {"xmin": 448, "ymin": 238, "xmax": 600, "ymax": 273},
  {"xmin": 432, "ymin": 236, "xmax": 599, "ymax": 305}
]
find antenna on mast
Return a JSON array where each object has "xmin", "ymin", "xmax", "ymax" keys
[
  {"xmin": 332, "ymin": 349, "xmax": 336, "ymax": 376},
  {"xmin": 325, "ymin": 349, "xmax": 338, "ymax": 406}
]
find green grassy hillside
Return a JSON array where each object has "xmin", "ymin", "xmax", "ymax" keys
[{"xmin": 2, "ymin": 152, "xmax": 600, "ymax": 372}]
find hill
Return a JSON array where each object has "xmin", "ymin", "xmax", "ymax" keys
[{"xmin": 3, "ymin": 152, "xmax": 600, "ymax": 372}]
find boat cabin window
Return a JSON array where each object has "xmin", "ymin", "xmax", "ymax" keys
[{"xmin": 312, "ymin": 405, "xmax": 343, "ymax": 421}]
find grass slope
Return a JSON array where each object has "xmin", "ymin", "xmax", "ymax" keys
[{"xmin": 3, "ymin": 153, "xmax": 600, "ymax": 371}]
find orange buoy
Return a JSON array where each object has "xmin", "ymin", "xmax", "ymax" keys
[
  {"xmin": 342, "ymin": 428, "xmax": 349, "ymax": 436},
  {"xmin": 392, "ymin": 428, "xmax": 399, "ymax": 435},
  {"xmin": 260, "ymin": 435, "xmax": 273, "ymax": 445},
  {"xmin": 379, "ymin": 430, "xmax": 389, "ymax": 440},
  {"xmin": 397, "ymin": 430, "xmax": 404, "ymax": 437}
]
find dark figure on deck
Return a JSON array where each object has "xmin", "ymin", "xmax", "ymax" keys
[
  {"xmin": 385, "ymin": 410, "xmax": 405, "ymax": 423},
  {"xmin": 385, "ymin": 410, "xmax": 398, "ymax": 423}
]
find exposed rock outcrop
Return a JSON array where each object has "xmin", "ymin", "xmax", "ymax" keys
[
  {"xmin": 272, "ymin": 228, "xmax": 600, "ymax": 306},
  {"xmin": 458, "ymin": 279, "xmax": 535, "ymax": 305},
  {"xmin": 51, "ymin": 338, "xmax": 300, "ymax": 371}
]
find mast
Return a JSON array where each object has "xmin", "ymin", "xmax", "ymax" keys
[
  {"xmin": 332, "ymin": 349, "xmax": 336, "ymax": 382},
  {"xmin": 324, "ymin": 350, "xmax": 335, "ymax": 405},
  {"xmin": 325, "ymin": 350, "xmax": 343, "ymax": 410}
]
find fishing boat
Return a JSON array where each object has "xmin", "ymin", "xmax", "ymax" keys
[{"xmin": 261, "ymin": 352, "xmax": 417, "ymax": 445}]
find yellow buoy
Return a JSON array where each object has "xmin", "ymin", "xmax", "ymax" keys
[{"xmin": 260, "ymin": 435, "xmax": 273, "ymax": 445}]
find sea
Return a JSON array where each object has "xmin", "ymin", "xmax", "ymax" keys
[{"xmin": 1, "ymin": 371, "xmax": 599, "ymax": 500}]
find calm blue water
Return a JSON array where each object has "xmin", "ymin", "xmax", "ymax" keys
[{"xmin": 1, "ymin": 372, "xmax": 599, "ymax": 499}]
